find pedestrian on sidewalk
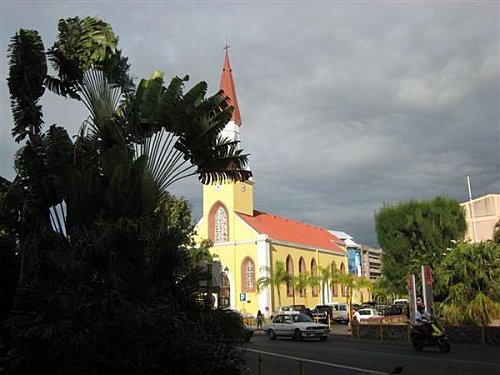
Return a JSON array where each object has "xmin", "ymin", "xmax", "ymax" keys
[{"xmin": 256, "ymin": 310, "xmax": 263, "ymax": 330}]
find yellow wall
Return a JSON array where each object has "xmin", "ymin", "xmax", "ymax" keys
[
  {"xmin": 267, "ymin": 243, "xmax": 348, "ymax": 310},
  {"xmin": 195, "ymin": 180, "xmax": 261, "ymax": 314},
  {"xmin": 196, "ymin": 180, "xmax": 352, "ymax": 316},
  {"xmin": 202, "ymin": 181, "xmax": 254, "ymax": 218}
]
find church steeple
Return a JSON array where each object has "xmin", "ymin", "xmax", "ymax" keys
[
  {"xmin": 201, "ymin": 46, "xmax": 253, "ymax": 220},
  {"xmin": 220, "ymin": 45, "xmax": 242, "ymax": 128}
]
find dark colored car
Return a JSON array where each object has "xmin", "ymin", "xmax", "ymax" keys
[
  {"xmin": 311, "ymin": 305, "xmax": 333, "ymax": 323},
  {"xmin": 375, "ymin": 304, "xmax": 402, "ymax": 316},
  {"xmin": 242, "ymin": 324, "xmax": 253, "ymax": 342}
]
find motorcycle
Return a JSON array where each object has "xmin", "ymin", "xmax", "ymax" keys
[{"xmin": 410, "ymin": 316, "xmax": 451, "ymax": 353}]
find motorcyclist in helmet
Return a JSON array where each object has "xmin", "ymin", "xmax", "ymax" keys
[{"xmin": 414, "ymin": 298, "xmax": 432, "ymax": 335}]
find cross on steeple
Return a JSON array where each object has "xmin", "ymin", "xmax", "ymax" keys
[{"xmin": 219, "ymin": 42, "xmax": 241, "ymax": 125}]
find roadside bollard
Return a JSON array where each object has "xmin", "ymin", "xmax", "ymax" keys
[
  {"xmin": 299, "ymin": 360, "xmax": 305, "ymax": 375},
  {"xmin": 379, "ymin": 316, "xmax": 384, "ymax": 343}
]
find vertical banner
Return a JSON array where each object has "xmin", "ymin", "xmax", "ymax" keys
[
  {"xmin": 421, "ymin": 265, "xmax": 434, "ymax": 314},
  {"xmin": 407, "ymin": 274, "xmax": 417, "ymax": 325}
]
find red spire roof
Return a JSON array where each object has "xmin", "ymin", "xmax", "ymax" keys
[
  {"xmin": 219, "ymin": 46, "xmax": 242, "ymax": 125},
  {"xmin": 236, "ymin": 211, "xmax": 345, "ymax": 254}
]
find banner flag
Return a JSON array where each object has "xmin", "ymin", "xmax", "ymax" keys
[
  {"xmin": 421, "ymin": 265, "xmax": 434, "ymax": 314},
  {"xmin": 407, "ymin": 274, "xmax": 417, "ymax": 325}
]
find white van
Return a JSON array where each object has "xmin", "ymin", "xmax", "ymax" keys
[{"xmin": 327, "ymin": 303, "xmax": 349, "ymax": 324}]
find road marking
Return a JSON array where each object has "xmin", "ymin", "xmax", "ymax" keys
[
  {"xmin": 325, "ymin": 346, "xmax": 500, "ymax": 367},
  {"xmin": 245, "ymin": 348, "xmax": 390, "ymax": 375}
]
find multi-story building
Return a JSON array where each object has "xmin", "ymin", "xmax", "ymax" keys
[
  {"xmin": 460, "ymin": 193, "xmax": 500, "ymax": 243},
  {"xmin": 328, "ymin": 230, "xmax": 362, "ymax": 276},
  {"xmin": 360, "ymin": 245, "xmax": 383, "ymax": 281}
]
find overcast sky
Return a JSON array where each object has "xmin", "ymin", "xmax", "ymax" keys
[{"xmin": 1, "ymin": 1, "xmax": 499, "ymax": 246}]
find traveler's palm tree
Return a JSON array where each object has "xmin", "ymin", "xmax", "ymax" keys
[{"xmin": 2, "ymin": 16, "xmax": 250, "ymax": 374}]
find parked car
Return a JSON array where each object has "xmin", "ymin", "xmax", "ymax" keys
[
  {"xmin": 280, "ymin": 304, "xmax": 306, "ymax": 313},
  {"xmin": 353, "ymin": 308, "xmax": 380, "ymax": 322},
  {"xmin": 393, "ymin": 299, "xmax": 409, "ymax": 308},
  {"xmin": 376, "ymin": 304, "xmax": 402, "ymax": 316},
  {"xmin": 263, "ymin": 311, "xmax": 330, "ymax": 341},
  {"xmin": 328, "ymin": 303, "xmax": 349, "ymax": 324},
  {"xmin": 242, "ymin": 324, "xmax": 254, "ymax": 342},
  {"xmin": 311, "ymin": 305, "xmax": 333, "ymax": 323}
]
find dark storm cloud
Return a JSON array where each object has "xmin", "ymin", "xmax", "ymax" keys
[{"xmin": 1, "ymin": 1, "xmax": 498, "ymax": 245}]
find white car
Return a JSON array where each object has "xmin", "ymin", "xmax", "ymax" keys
[
  {"xmin": 263, "ymin": 312, "xmax": 330, "ymax": 341},
  {"xmin": 353, "ymin": 308, "xmax": 380, "ymax": 322}
]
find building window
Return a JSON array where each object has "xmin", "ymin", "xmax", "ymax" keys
[
  {"xmin": 286, "ymin": 255, "xmax": 294, "ymax": 297},
  {"xmin": 299, "ymin": 257, "xmax": 306, "ymax": 297},
  {"xmin": 311, "ymin": 259, "xmax": 318, "ymax": 297},
  {"xmin": 241, "ymin": 257, "xmax": 255, "ymax": 292},
  {"xmin": 214, "ymin": 206, "xmax": 228, "ymax": 242}
]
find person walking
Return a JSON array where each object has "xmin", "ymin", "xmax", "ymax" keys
[{"xmin": 256, "ymin": 310, "xmax": 263, "ymax": 330}]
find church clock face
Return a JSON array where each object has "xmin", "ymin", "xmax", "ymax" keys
[{"xmin": 240, "ymin": 183, "xmax": 246, "ymax": 192}]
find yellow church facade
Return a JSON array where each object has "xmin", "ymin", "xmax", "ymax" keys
[{"xmin": 195, "ymin": 48, "xmax": 350, "ymax": 316}]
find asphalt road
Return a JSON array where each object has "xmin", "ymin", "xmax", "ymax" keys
[{"xmin": 241, "ymin": 326, "xmax": 500, "ymax": 375}]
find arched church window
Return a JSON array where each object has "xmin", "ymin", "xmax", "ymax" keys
[
  {"xmin": 241, "ymin": 257, "xmax": 255, "ymax": 292},
  {"xmin": 311, "ymin": 259, "xmax": 318, "ymax": 297},
  {"xmin": 299, "ymin": 257, "xmax": 306, "ymax": 297},
  {"xmin": 286, "ymin": 255, "xmax": 294, "ymax": 297},
  {"xmin": 214, "ymin": 206, "xmax": 228, "ymax": 242}
]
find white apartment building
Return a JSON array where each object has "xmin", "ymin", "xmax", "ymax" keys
[{"xmin": 460, "ymin": 193, "xmax": 500, "ymax": 243}]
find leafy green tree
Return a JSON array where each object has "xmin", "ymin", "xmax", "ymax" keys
[
  {"xmin": 375, "ymin": 196, "xmax": 466, "ymax": 294},
  {"xmin": 434, "ymin": 241, "xmax": 500, "ymax": 326},
  {"xmin": 188, "ymin": 239, "xmax": 216, "ymax": 268},
  {"xmin": 1, "ymin": 16, "xmax": 251, "ymax": 374},
  {"xmin": 257, "ymin": 260, "xmax": 291, "ymax": 311},
  {"xmin": 493, "ymin": 219, "xmax": 500, "ymax": 244},
  {"xmin": 371, "ymin": 276, "xmax": 400, "ymax": 303}
]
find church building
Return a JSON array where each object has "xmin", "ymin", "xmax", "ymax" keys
[{"xmin": 195, "ymin": 48, "xmax": 349, "ymax": 315}]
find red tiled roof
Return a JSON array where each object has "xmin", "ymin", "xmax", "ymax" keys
[
  {"xmin": 236, "ymin": 210, "xmax": 345, "ymax": 254},
  {"xmin": 219, "ymin": 47, "xmax": 242, "ymax": 125}
]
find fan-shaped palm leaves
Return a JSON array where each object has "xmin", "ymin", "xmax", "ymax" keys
[
  {"xmin": 2, "ymin": 16, "xmax": 250, "ymax": 374},
  {"xmin": 434, "ymin": 241, "xmax": 500, "ymax": 326}
]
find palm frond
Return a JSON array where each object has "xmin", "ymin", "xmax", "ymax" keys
[
  {"xmin": 80, "ymin": 69, "xmax": 122, "ymax": 127},
  {"xmin": 7, "ymin": 29, "xmax": 47, "ymax": 142}
]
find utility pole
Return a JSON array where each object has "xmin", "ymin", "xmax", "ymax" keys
[{"xmin": 466, "ymin": 175, "xmax": 478, "ymax": 242}]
